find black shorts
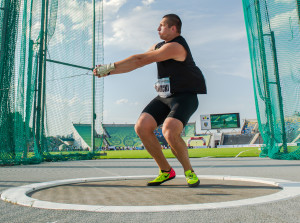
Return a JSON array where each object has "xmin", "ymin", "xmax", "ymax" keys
[{"xmin": 142, "ymin": 93, "xmax": 199, "ymax": 127}]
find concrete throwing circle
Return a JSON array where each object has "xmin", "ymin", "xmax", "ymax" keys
[{"xmin": 2, "ymin": 175, "xmax": 300, "ymax": 212}]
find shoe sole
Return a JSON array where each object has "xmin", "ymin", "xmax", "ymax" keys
[
  {"xmin": 188, "ymin": 179, "xmax": 200, "ymax": 188},
  {"xmin": 147, "ymin": 175, "xmax": 176, "ymax": 186}
]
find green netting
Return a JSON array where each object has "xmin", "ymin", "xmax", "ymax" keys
[
  {"xmin": 0, "ymin": 0, "xmax": 104, "ymax": 165},
  {"xmin": 243, "ymin": 0, "xmax": 300, "ymax": 159},
  {"xmin": 0, "ymin": 0, "xmax": 22, "ymax": 165}
]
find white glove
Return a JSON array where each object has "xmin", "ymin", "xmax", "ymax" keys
[{"xmin": 94, "ymin": 63, "xmax": 115, "ymax": 77}]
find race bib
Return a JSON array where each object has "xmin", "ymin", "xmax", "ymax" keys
[{"xmin": 154, "ymin": 77, "xmax": 172, "ymax": 98}]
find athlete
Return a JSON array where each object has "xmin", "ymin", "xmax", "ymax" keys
[{"xmin": 93, "ymin": 14, "xmax": 207, "ymax": 187}]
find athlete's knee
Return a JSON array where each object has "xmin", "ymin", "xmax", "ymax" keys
[
  {"xmin": 162, "ymin": 127, "xmax": 179, "ymax": 143},
  {"xmin": 135, "ymin": 124, "xmax": 154, "ymax": 138},
  {"xmin": 135, "ymin": 115, "xmax": 156, "ymax": 137},
  {"xmin": 162, "ymin": 118, "xmax": 183, "ymax": 142},
  {"xmin": 134, "ymin": 122, "xmax": 146, "ymax": 137}
]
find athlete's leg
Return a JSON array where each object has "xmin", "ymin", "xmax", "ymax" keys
[
  {"xmin": 135, "ymin": 113, "xmax": 171, "ymax": 171},
  {"xmin": 162, "ymin": 93, "xmax": 199, "ymax": 172},
  {"xmin": 170, "ymin": 146, "xmax": 183, "ymax": 165},
  {"xmin": 162, "ymin": 117, "xmax": 193, "ymax": 172}
]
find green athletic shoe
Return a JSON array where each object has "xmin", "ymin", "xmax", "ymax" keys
[
  {"xmin": 147, "ymin": 168, "xmax": 176, "ymax": 186},
  {"xmin": 185, "ymin": 170, "xmax": 200, "ymax": 187}
]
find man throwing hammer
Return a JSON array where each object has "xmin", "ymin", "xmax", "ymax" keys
[{"xmin": 93, "ymin": 14, "xmax": 207, "ymax": 187}]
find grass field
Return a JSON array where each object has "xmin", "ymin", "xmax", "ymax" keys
[
  {"xmin": 21, "ymin": 147, "xmax": 260, "ymax": 164},
  {"xmin": 45, "ymin": 146, "xmax": 300, "ymax": 160},
  {"xmin": 17, "ymin": 146, "xmax": 299, "ymax": 164},
  {"xmin": 26, "ymin": 147, "xmax": 260, "ymax": 162},
  {"xmin": 92, "ymin": 147, "xmax": 261, "ymax": 159}
]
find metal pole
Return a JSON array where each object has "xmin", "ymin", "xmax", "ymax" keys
[
  {"xmin": 36, "ymin": 0, "xmax": 48, "ymax": 154},
  {"xmin": 35, "ymin": 0, "xmax": 45, "ymax": 154},
  {"xmin": 297, "ymin": 0, "xmax": 300, "ymax": 22},
  {"xmin": 25, "ymin": 0, "xmax": 34, "ymax": 143},
  {"xmin": 25, "ymin": 39, "xmax": 33, "ymax": 155},
  {"xmin": 254, "ymin": 0, "xmax": 275, "ymax": 147},
  {"xmin": 0, "ymin": 0, "xmax": 10, "ymax": 79},
  {"xmin": 40, "ymin": 0, "xmax": 50, "ymax": 151},
  {"xmin": 270, "ymin": 31, "xmax": 288, "ymax": 153},
  {"xmin": 32, "ymin": 55, "xmax": 39, "ymax": 145},
  {"xmin": 18, "ymin": 0, "xmax": 29, "ymax": 157},
  {"xmin": 46, "ymin": 59, "xmax": 92, "ymax": 71},
  {"xmin": 91, "ymin": 0, "xmax": 96, "ymax": 152}
]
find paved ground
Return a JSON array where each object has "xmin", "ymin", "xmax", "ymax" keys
[{"xmin": 1, "ymin": 157, "xmax": 300, "ymax": 223}]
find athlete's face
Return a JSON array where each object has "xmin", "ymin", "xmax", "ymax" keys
[{"xmin": 157, "ymin": 18, "xmax": 174, "ymax": 41}]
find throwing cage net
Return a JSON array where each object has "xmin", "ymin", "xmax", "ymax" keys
[
  {"xmin": 0, "ymin": 0, "xmax": 104, "ymax": 165},
  {"xmin": 243, "ymin": 0, "xmax": 300, "ymax": 159}
]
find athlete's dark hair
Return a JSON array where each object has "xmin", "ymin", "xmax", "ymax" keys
[{"xmin": 163, "ymin": 14, "xmax": 182, "ymax": 34}]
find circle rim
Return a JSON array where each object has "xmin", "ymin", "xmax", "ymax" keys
[{"xmin": 1, "ymin": 175, "xmax": 300, "ymax": 212}]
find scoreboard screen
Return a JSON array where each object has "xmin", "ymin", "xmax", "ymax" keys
[{"xmin": 210, "ymin": 113, "xmax": 240, "ymax": 129}]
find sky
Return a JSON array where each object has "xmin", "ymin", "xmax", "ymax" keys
[{"xmin": 100, "ymin": 0, "xmax": 257, "ymax": 132}]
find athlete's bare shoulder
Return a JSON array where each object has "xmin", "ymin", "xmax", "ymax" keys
[
  {"xmin": 147, "ymin": 43, "xmax": 157, "ymax": 52},
  {"xmin": 159, "ymin": 42, "xmax": 187, "ymax": 61}
]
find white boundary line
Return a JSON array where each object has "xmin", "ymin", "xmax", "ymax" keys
[
  {"xmin": 2, "ymin": 175, "xmax": 300, "ymax": 213},
  {"xmin": 235, "ymin": 149, "xmax": 259, "ymax": 158}
]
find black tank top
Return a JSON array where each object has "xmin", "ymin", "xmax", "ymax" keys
[{"xmin": 155, "ymin": 36, "xmax": 207, "ymax": 94}]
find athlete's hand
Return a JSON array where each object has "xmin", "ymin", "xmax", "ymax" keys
[
  {"xmin": 93, "ymin": 63, "xmax": 115, "ymax": 78},
  {"xmin": 93, "ymin": 65, "xmax": 103, "ymax": 77}
]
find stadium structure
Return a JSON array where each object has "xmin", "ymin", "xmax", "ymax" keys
[{"xmin": 47, "ymin": 118, "xmax": 299, "ymax": 152}]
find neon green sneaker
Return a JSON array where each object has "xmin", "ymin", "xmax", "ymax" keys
[
  {"xmin": 185, "ymin": 170, "xmax": 200, "ymax": 187},
  {"xmin": 147, "ymin": 168, "xmax": 176, "ymax": 186}
]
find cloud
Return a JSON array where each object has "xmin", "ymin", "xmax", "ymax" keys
[
  {"xmin": 105, "ymin": 9, "xmax": 161, "ymax": 51},
  {"xmin": 115, "ymin": 98, "xmax": 139, "ymax": 105},
  {"xmin": 104, "ymin": 0, "xmax": 127, "ymax": 15},
  {"xmin": 48, "ymin": 22, "xmax": 66, "ymax": 46},
  {"xmin": 31, "ymin": 22, "xmax": 41, "ymax": 41},
  {"xmin": 133, "ymin": 0, "xmax": 155, "ymax": 11},
  {"xmin": 130, "ymin": 102, "xmax": 139, "ymax": 106},
  {"xmin": 63, "ymin": 0, "xmax": 126, "ymax": 28},
  {"xmin": 190, "ymin": 26, "xmax": 246, "ymax": 46},
  {"xmin": 46, "ymin": 0, "xmax": 92, "ymax": 46},
  {"xmin": 221, "ymin": 59, "xmax": 252, "ymax": 79},
  {"xmin": 47, "ymin": 0, "xmax": 127, "ymax": 46},
  {"xmin": 104, "ymin": 5, "xmax": 247, "ymax": 52},
  {"xmin": 183, "ymin": 11, "xmax": 247, "ymax": 47},
  {"xmin": 142, "ymin": 0, "xmax": 155, "ymax": 6},
  {"xmin": 47, "ymin": 93, "xmax": 85, "ymax": 107},
  {"xmin": 269, "ymin": 9, "xmax": 297, "ymax": 31},
  {"xmin": 116, "ymin": 98, "xmax": 129, "ymax": 104},
  {"xmin": 275, "ymin": 0, "xmax": 294, "ymax": 3},
  {"xmin": 62, "ymin": 0, "xmax": 91, "ymax": 30}
]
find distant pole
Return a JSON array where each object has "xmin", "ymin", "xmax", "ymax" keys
[
  {"xmin": 36, "ymin": 0, "xmax": 49, "ymax": 154},
  {"xmin": 0, "ymin": 0, "xmax": 10, "ymax": 81},
  {"xmin": 297, "ymin": 0, "xmax": 300, "ymax": 22},
  {"xmin": 254, "ymin": 0, "xmax": 275, "ymax": 147},
  {"xmin": 41, "ymin": 0, "xmax": 49, "ymax": 150},
  {"xmin": 91, "ymin": 0, "xmax": 96, "ymax": 152},
  {"xmin": 270, "ymin": 31, "xmax": 288, "ymax": 153}
]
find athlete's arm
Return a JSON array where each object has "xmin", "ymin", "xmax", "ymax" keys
[
  {"xmin": 147, "ymin": 44, "xmax": 156, "ymax": 52},
  {"xmin": 111, "ymin": 42, "xmax": 186, "ymax": 74},
  {"xmin": 93, "ymin": 42, "xmax": 186, "ymax": 77}
]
